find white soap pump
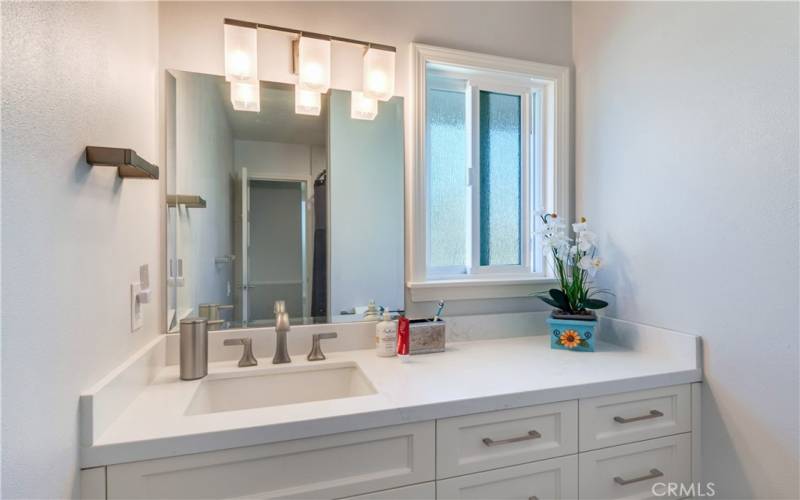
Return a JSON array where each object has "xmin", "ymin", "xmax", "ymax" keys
[{"xmin": 375, "ymin": 309, "xmax": 397, "ymax": 357}]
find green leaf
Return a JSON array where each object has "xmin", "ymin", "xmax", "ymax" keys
[
  {"xmin": 584, "ymin": 298, "xmax": 609, "ymax": 309},
  {"xmin": 549, "ymin": 289, "xmax": 572, "ymax": 312},
  {"xmin": 536, "ymin": 296, "xmax": 561, "ymax": 308}
]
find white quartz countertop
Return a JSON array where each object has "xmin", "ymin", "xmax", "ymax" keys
[{"xmin": 82, "ymin": 332, "xmax": 701, "ymax": 467}]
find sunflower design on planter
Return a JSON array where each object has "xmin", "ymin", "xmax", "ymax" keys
[{"xmin": 558, "ymin": 329, "xmax": 587, "ymax": 349}]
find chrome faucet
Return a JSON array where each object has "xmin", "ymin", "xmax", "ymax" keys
[
  {"xmin": 307, "ymin": 332, "xmax": 337, "ymax": 361},
  {"xmin": 273, "ymin": 301, "xmax": 291, "ymax": 364}
]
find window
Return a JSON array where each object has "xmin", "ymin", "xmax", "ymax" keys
[{"xmin": 410, "ymin": 45, "xmax": 570, "ymax": 300}]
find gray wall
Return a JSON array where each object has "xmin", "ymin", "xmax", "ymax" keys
[
  {"xmin": 573, "ymin": 2, "xmax": 799, "ymax": 498},
  {"xmin": 1, "ymin": 2, "xmax": 160, "ymax": 498}
]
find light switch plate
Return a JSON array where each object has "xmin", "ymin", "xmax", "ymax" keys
[{"xmin": 131, "ymin": 283, "xmax": 144, "ymax": 332}]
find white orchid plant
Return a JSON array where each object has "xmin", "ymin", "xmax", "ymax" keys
[{"xmin": 535, "ymin": 212, "xmax": 610, "ymax": 316}]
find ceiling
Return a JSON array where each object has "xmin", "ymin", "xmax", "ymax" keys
[{"xmin": 217, "ymin": 80, "xmax": 328, "ymax": 146}]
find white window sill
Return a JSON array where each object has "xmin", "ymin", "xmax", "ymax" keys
[{"xmin": 407, "ymin": 276, "xmax": 557, "ymax": 302}]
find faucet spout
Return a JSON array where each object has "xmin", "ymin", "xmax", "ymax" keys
[{"xmin": 273, "ymin": 301, "xmax": 291, "ymax": 364}]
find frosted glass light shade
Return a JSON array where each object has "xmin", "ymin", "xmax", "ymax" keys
[
  {"xmin": 224, "ymin": 24, "xmax": 258, "ymax": 82},
  {"xmin": 295, "ymin": 86, "xmax": 321, "ymax": 116},
  {"xmin": 231, "ymin": 80, "xmax": 260, "ymax": 112},
  {"xmin": 362, "ymin": 48, "xmax": 395, "ymax": 101},
  {"xmin": 297, "ymin": 36, "xmax": 331, "ymax": 93},
  {"xmin": 351, "ymin": 91, "xmax": 378, "ymax": 120}
]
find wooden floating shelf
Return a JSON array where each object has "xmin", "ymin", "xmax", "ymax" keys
[
  {"xmin": 167, "ymin": 194, "xmax": 207, "ymax": 208},
  {"xmin": 85, "ymin": 146, "xmax": 159, "ymax": 179}
]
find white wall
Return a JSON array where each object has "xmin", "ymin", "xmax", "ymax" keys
[
  {"xmin": 1, "ymin": 2, "xmax": 160, "ymax": 498},
  {"xmin": 573, "ymin": 2, "xmax": 799, "ymax": 498},
  {"xmin": 158, "ymin": 0, "xmax": 574, "ymax": 318},
  {"xmin": 173, "ymin": 71, "xmax": 235, "ymax": 319}
]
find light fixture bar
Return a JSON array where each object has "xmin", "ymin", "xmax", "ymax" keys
[{"xmin": 224, "ymin": 18, "xmax": 396, "ymax": 53}]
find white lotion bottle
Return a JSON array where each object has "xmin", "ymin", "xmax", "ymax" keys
[{"xmin": 375, "ymin": 310, "xmax": 397, "ymax": 357}]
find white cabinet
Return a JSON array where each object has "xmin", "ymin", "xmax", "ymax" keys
[
  {"xmin": 579, "ymin": 385, "xmax": 691, "ymax": 452},
  {"xmin": 343, "ymin": 482, "xmax": 436, "ymax": 500},
  {"xmin": 578, "ymin": 433, "xmax": 691, "ymax": 500},
  {"xmin": 99, "ymin": 384, "xmax": 696, "ymax": 500},
  {"xmin": 437, "ymin": 401, "xmax": 578, "ymax": 479},
  {"xmin": 107, "ymin": 422, "xmax": 434, "ymax": 499},
  {"xmin": 437, "ymin": 455, "xmax": 578, "ymax": 500}
]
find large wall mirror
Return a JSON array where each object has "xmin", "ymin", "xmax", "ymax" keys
[{"xmin": 165, "ymin": 70, "xmax": 404, "ymax": 332}]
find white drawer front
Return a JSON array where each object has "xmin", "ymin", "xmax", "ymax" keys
[
  {"xmin": 579, "ymin": 385, "xmax": 690, "ymax": 451},
  {"xmin": 107, "ymin": 422, "xmax": 435, "ymax": 499},
  {"xmin": 437, "ymin": 401, "xmax": 578, "ymax": 479},
  {"xmin": 343, "ymin": 482, "xmax": 436, "ymax": 500},
  {"xmin": 578, "ymin": 433, "xmax": 691, "ymax": 500},
  {"xmin": 437, "ymin": 455, "xmax": 578, "ymax": 500}
]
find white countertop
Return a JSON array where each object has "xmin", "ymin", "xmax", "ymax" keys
[{"xmin": 82, "ymin": 331, "xmax": 701, "ymax": 467}]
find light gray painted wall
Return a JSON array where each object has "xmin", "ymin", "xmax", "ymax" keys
[
  {"xmin": 1, "ymin": 2, "xmax": 160, "ymax": 498},
  {"xmin": 158, "ymin": 0, "xmax": 574, "ymax": 318},
  {"xmin": 329, "ymin": 91, "xmax": 405, "ymax": 315},
  {"xmin": 573, "ymin": 2, "xmax": 799, "ymax": 498},
  {"xmin": 174, "ymin": 71, "xmax": 235, "ymax": 318}
]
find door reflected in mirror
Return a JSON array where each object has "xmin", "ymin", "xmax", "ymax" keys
[{"xmin": 165, "ymin": 70, "xmax": 404, "ymax": 332}]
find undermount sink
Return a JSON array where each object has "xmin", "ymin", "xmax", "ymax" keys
[{"xmin": 185, "ymin": 362, "xmax": 377, "ymax": 415}]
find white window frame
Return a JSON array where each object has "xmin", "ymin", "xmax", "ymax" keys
[{"xmin": 408, "ymin": 44, "xmax": 570, "ymax": 301}]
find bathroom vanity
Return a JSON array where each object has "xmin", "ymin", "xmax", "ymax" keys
[{"xmin": 80, "ymin": 318, "xmax": 701, "ymax": 499}]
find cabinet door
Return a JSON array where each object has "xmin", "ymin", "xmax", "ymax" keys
[
  {"xmin": 107, "ymin": 422, "xmax": 435, "ymax": 499},
  {"xmin": 578, "ymin": 434, "xmax": 691, "ymax": 499},
  {"xmin": 342, "ymin": 482, "xmax": 436, "ymax": 500},
  {"xmin": 437, "ymin": 455, "xmax": 578, "ymax": 500},
  {"xmin": 437, "ymin": 400, "xmax": 578, "ymax": 478}
]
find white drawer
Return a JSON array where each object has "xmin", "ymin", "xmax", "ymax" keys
[
  {"xmin": 579, "ymin": 385, "xmax": 691, "ymax": 451},
  {"xmin": 436, "ymin": 400, "xmax": 578, "ymax": 479},
  {"xmin": 107, "ymin": 422, "xmax": 435, "ymax": 499},
  {"xmin": 437, "ymin": 455, "xmax": 578, "ymax": 500},
  {"xmin": 578, "ymin": 433, "xmax": 691, "ymax": 500},
  {"xmin": 342, "ymin": 482, "xmax": 436, "ymax": 500}
]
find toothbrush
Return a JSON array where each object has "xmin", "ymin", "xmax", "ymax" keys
[{"xmin": 433, "ymin": 300, "xmax": 446, "ymax": 322}]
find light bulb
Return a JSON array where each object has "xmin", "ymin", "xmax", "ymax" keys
[
  {"xmin": 297, "ymin": 36, "xmax": 331, "ymax": 93},
  {"xmin": 224, "ymin": 23, "xmax": 257, "ymax": 82},
  {"xmin": 351, "ymin": 91, "xmax": 378, "ymax": 120},
  {"xmin": 362, "ymin": 47, "xmax": 395, "ymax": 101},
  {"xmin": 295, "ymin": 86, "xmax": 321, "ymax": 116},
  {"xmin": 231, "ymin": 80, "xmax": 260, "ymax": 112}
]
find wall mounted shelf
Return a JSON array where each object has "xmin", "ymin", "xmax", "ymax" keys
[
  {"xmin": 85, "ymin": 146, "xmax": 159, "ymax": 179},
  {"xmin": 167, "ymin": 195, "xmax": 207, "ymax": 208}
]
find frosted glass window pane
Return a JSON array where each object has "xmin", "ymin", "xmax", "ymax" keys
[
  {"xmin": 427, "ymin": 86, "xmax": 467, "ymax": 268},
  {"xmin": 479, "ymin": 90, "xmax": 521, "ymax": 266}
]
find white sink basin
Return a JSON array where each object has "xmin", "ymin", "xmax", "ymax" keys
[{"xmin": 185, "ymin": 362, "xmax": 377, "ymax": 415}]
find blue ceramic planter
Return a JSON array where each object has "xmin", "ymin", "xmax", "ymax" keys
[{"xmin": 547, "ymin": 315, "xmax": 597, "ymax": 352}]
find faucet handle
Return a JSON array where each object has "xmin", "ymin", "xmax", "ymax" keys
[
  {"xmin": 307, "ymin": 332, "xmax": 338, "ymax": 361},
  {"xmin": 224, "ymin": 337, "xmax": 257, "ymax": 367},
  {"xmin": 274, "ymin": 300, "xmax": 286, "ymax": 315}
]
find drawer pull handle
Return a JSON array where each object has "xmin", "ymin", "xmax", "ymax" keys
[
  {"xmin": 482, "ymin": 430, "xmax": 541, "ymax": 447},
  {"xmin": 613, "ymin": 468, "xmax": 664, "ymax": 486},
  {"xmin": 614, "ymin": 409, "xmax": 664, "ymax": 424},
  {"xmin": 529, "ymin": 497, "xmax": 539, "ymax": 500}
]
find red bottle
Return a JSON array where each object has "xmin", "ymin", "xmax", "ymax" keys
[{"xmin": 397, "ymin": 312, "xmax": 410, "ymax": 360}]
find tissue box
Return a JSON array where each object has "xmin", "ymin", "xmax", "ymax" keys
[{"xmin": 409, "ymin": 319, "xmax": 446, "ymax": 354}]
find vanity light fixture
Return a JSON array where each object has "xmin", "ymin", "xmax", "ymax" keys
[
  {"xmin": 350, "ymin": 91, "xmax": 378, "ymax": 120},
  {"xmin": 295, "ymin": 86, "xmax": 322, "ymax": 116},
  {"xmin": 362, "ymin": 47, "xmax": 395, "ymax": 101},
  {"xmin": 230, "ymin": 80, "xmax": 260, "ymax": 112},
  {"xmin": 295, "ymin": 36, "xmax": 331, "ymax": 93},
  {"xmin": 224, "ymin": 23, "xmax": 258, "ymax": 82},
  {"xmin": 222, "ymin": 18, "xmax": 397, "ymax": 116}
]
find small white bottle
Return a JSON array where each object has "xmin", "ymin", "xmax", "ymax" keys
[{"xmin": 375, "ymin": 310, "xmax": 397, "ymax": 357}]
